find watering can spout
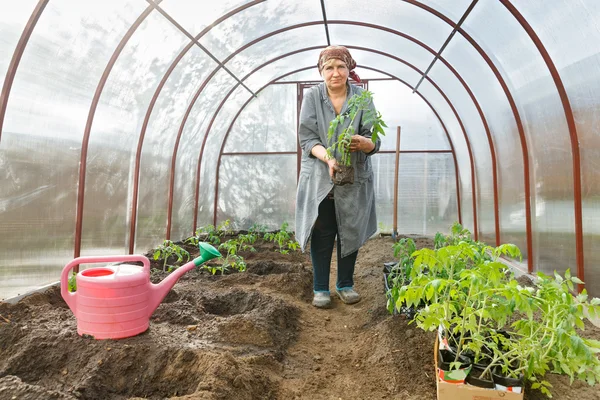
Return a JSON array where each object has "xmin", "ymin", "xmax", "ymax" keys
[{"xmin": 148, "ymin": 242, "xmax": 221, "ymax": 316}]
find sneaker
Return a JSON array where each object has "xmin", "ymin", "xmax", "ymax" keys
[
  {"xmin": 336, "ymin": 287, "xmax": 361, "ymax": 304},
  {"xmin": 312, "ymin": 291, "xmax": 331, "ymax": 308}
]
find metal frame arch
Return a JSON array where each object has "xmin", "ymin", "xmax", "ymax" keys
[
  {"xmin": 0, "ymin": 0, "xmax": 49, "ymax": 144},
  {"xmin": 211, "ymin": 63, "xmax": 463, "ymax": 229},
  {"xmin": 173, "ymin": 22, "xmax": 495, "ymax": 240},
  {"xmin": 404, "ymin": 0, "xmax": 534, "ymax": 271},
  {"xmin": 201, "ymin": 46, "xmax": 478, "ymax": 236},
  {"xmin": 130, "ymin": 0, "xmax": 264, "ymax": 252},
  {"xmin": 75, "ymin": 3, "xmax": 158, "ymax": 259},
  {"xmin": 204, "ymin": 46, "xmax": 475, "ymax": 228},
  {"xmin": 500, "ymin": 0, "xmax": 585, "ymax": 290}
]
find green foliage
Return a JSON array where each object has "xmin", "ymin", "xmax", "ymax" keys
[
  {"xmin": 68, "ymin": 271, "xmax": 77, "ymax": 292},
  {"xmin": 326, "ymin": 90, "xmax": 387, "ymax": 166},
  {"xmin": 387, "ymin": 223, "xmax": 600, "ymax": 397},
  {"xmin": 153, "ymin": 240, "xmax": 190, "ymax": 272},
  {"xmin": 249, "ymin": 223, "xmax": 267, "ymax": 235},
  {"xmin": 186, "ymin": 219, "xmax": 233, "ymax": 246},
  {"xmin": 264, "ymin": 222, "xmax": 299, "ymax": 254}
]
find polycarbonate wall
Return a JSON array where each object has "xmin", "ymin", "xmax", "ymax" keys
[{"xmin": 2, "ymin": 0, "xmax": 600, "ymax": 300}]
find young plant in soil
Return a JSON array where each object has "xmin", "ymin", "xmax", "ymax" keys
[
  {"xmin": 186, "ymin": 219, "xmax": 233, "ymax": 246},
  {"xmin": 264, "ymin": 222, "xmax": 299, "ymax": 254},
  {"xmin": 325, "ymin": 90, "xmax": 386, "ymax": 186},
  {"xmin": 153, "ymin": 239, "xmax": 190, "ymax": 272},
  {"xmin": 393, "ymin": 223, "xmax": 600, "ymax": 397}
]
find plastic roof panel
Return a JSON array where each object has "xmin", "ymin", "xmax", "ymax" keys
[
  {"xmin": 464, "ymin": 1, "xmax": 575, "ymax": 270},
  {"xmin": 198, "ymin": 1, "xmax": 323, "ymax": 62},
  {"xmin": 325, "ymin": 0, "xmax": 453, "ymax": 50},
  {"xmin": 219, "ymin": 155, "xmax": 297, "ymax": 230},
  {"xmin": 169, "ymin": 70, "xmax": 237, "ymax": 242},
  {"xmin": 329, "ymin": 24, "xmax": 436, "ymax": 74},
  {"xmin": 374, "ymin": 153, "xmax": 459, "ymax": 235},
  {"xmin": 513, "ymin": 0, "xmax": 600, "ymax": 294},
  {"xmin": 194, "ymin": 84, "xmax": 250, "ymax": 227},
  {"xmin": 159, "ymin": 0, "xmax": 254, "ymax": 36},
  {"xmin": 428, "ymin": 62, "xmax": 495, "ymax": 241},
  {"xmin": 441, "ymin": 35, "xmax": 526, "ymax": 250},
  {"xmin": 369, "ymin": 81, "xmax": 451, "ymax": 152},
  {"xmin": 417, "ymin": 79, "xmax": 474, "ymax": 233},
  {"xmin": 0, "ymin": 0, "xmax": 37, "ymax": 85},
  {"xmin": 241, "ymin": 50, "xmax": 322, "ymax": 92},
  {"xmin": 420, "ymin": 0, "xmax": 473, "ymax": 22},
  {"xmin": 224, "ymin": 85, "xmax": 296, "ymax": 153},
  {"xmin": 225, "ymin": 27, "xmax": 325, "ymax": 87}
]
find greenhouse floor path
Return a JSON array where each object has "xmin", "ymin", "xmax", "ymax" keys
[{"xmin": 0, "ymin": 236, "xmax": 599, "ymax": 399}]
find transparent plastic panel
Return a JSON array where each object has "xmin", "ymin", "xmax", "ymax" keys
[
  {"xmin": 199, "ymin": 0, "xmax": 323, "ymax": 61},
  {"xmin": 417, "ymin": 80, "xmax": 473, "ymax": 234},
  {"xmin": 442, "ymin": 34, "xmax": 526, "ymax": 253},
  {"xmin": 429, "ymin": 62, "xmax": 494, "ymax": 244},
  {"xmin": 225, "ymin": 26, "xmax": 325, "ymax": 87},
  {"xmin": 0, "ymin": 0, "xmax": 37, "ymax": 85},
  {"xmin": 374, "ymin": 153, "xmax": 459, "ymax": 235},
  {"xmin": 241, "ymin": 49, "xmax": 323, "ymax": 93},
  {"xmin": 328, "ymin": 25, "xmax": 435, "ymax": 73},
  {"xmin": 170, "ymin": 71, "xmax": 236, "ymax": 242},
  {"xmin": 325, "ymin": 0, "xmax": 452, "ymax": 50},
  {"xmin": 218, "ymin": 155, "xmax": 297, "ymax": 231},
  {"xmin": 160, "ymin": 0, "xmax": 252, "ymax": 36},
  {"xmin": 0, "ymin": 0, "xmax": 145, "ymax": 300},
  {"xmin": 512, "ymin": 0, "xmax": 600, "ymax": 297},
  {"xmin": 276, "ymin": 69, "xmax": 323, "ymax": 82},
  {"xmin": 369, "ymin": 80, "xmax": 451, "ymax": 152},
  {"xmin": 83, "ymin": 11, "xmax": 192, "ymax": 256},
  {"xmin": 464, "ymin": 1, "xmax": 574, "ymax": 272},
  {"xmin": 224, "ymin": 85, "xmax": 296, "ymax": 153},
  {"xmin": 172, "ymin": 73, "xmax": 241, "ymax": 234},
  {"xmin": 156, "ymin": 71, "xmax": 236, "ymax": 246},
  {"xmin": 420, "ymin": 0, "xmax": 472, "ymax": 22}
]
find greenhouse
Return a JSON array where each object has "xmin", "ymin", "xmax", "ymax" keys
[{"xmin": 1, "ymin": 0, "xmax": 600, "ymax": 399}]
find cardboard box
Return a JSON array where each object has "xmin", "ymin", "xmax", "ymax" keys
[{"xmin": 434, "ymin": 337, "xmax": 524, "ymax": 400}]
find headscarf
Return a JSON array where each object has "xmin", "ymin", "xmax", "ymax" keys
[{"xmin": 317, "ymin": 45, "xmax": 361, "ymax": 83}]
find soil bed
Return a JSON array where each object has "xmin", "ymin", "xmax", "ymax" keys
[{"xmin": 1, "ymin": 235, "xmax": 599, "ymax": 399}]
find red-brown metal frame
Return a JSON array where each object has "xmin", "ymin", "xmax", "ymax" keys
[
  {"xmin": 211, "ymin": 64, "xmax": 463, "ymax": 228},
  {"xmin": 130, "ymin": 0, "xmax": 264, "ymax": 251},
  {"xmin": 500, "ymin": 0, "xmax": 584, "ymax": 289},
  {"xmin": 0, "ymin": 0, "xmax": 49, "ymax": 144},
  {"xmin": 75, "ymin": 4, "xmax": 158, "ymax": 258},
  {"xmin": 0, "ymin": 2, "xmax": 545, "ymax": 274},
  {"xmin": 405, "ymin": 0, "xmax": 534, "ymax": 273},
  {"xmin": 176, "ymin": 23, "xmax": 489, "ymax": 240}
]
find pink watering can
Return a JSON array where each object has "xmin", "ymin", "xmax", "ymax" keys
[{"xmin": 61, "ymin": 242, "xmax": 221, "ymax": 340}]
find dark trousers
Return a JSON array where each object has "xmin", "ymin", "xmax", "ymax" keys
[{"xmin": 310, "ymin": 198, "xmax": 358, "ymax": 292}]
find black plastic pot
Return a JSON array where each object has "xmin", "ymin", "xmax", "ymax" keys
[
  {"xmin": 383, "ymin": 269, "xmax": 419, "ymax": 318},
  {"xmin": 492, "ymin": 366, "xmax": 524, "ymax": 389},
  {"xmin": 465, "ymin": 365, "xmax": 495, "ymax": 389},
  {"xmin": 437, "ymin": 348, "xmax": 471, "ymax": 371}
]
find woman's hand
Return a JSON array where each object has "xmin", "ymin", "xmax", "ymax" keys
[
  {"xmin": 326, "ymin": 158, "xmax": 339, "ymax": 178},
  {"xmin": 350, "ymin": 135, "xmax": 375, "ymax": 153}
]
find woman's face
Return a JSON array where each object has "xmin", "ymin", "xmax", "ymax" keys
[{"xmin": 321, "ymin": 59, "xmax": 349, "ymax": 91}]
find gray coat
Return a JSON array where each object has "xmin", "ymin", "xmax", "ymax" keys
[{"xmin": 295, "ymin": 82, "xmax": 381, "ymax": 257}]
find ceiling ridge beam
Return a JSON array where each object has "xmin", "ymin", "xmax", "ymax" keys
[{"xmin": 413, "ymin": 0, "xmax": 479, "ymax": 93}]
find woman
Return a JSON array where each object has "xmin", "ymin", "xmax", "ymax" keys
[{"xmin": 295, "ymin": 46, "xmax": 381, "ymax": 308}]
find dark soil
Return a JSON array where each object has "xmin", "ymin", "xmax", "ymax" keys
[{"xmin": 0, "ymin": 235, "xmax": 599, "ymax": 399}]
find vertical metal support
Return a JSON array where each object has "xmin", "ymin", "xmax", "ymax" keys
[
  {"xmin": 297, "ymin": 83, "xmax": 303, "ymax": 182},
  {"xmin": 392, "ymin": 126, "xmax": 401, "ymax": 240}
]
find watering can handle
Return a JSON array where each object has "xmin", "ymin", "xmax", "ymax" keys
[{"xmin": 60, "ymin": 255, "xmax": 151, "ymax": 312}]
